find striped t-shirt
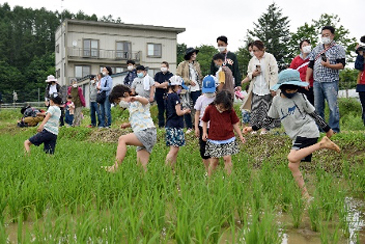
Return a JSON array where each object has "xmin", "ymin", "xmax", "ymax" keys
[{"xmin": 44, "ymin": 106, "xmax": 61, "ymax": 135}]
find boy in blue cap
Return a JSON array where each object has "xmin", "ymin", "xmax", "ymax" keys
[
  {"xmin": 243, "ymin": 69, "xmax": 340, "ymax": 200},
  {"xmin": 194, "ymin": 75, "xmax": 217, "ymax": 169}
]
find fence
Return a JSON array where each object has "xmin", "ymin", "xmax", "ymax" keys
[{"xmin": 1, "ymin": 102, "xmax": 46, "ymax": 109}]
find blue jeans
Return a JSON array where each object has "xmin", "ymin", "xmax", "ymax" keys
[
  {"xmin": 65, "ymin": 110, "xmax": 74, "ymax": 126},
  {"xmin": 99, "ymin": 96, "xmax": 112, "ymax": 127},
  {"xmin": 313, "ymin": 81, "xmax": 340, "ymax": 133},
  {"xmin": 90, "ymin": 102, "xmax": 101, "ymax": 127}
]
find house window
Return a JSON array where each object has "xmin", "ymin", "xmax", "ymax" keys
[
  {"xmin": 147, "ymin": 43, "xmax": 162, "ymax": 57},
  {"xmin": 99, "ymin": 66, "xmax": 123, "ymax": 74},
  {"xmin": 83, "ymin": 39, "xmax": 99, "ymax": 57},
  {"xmin": 56, "ymin": 44, "xmax": 59, "ymax": 53},
  {"xmin": 116, "ymin": 41, "xmax": 131, "ymax": 59},
  {"xmin": 147, "ymin": 68, "xmax": 159, "ymax": 77},
  {"xmin": 75, "ymin": 65, "xmax": 91, "ymax": 78},
  {"xmin": 56, "ymin": 69, "xmax": 61, "ymax": 78}
]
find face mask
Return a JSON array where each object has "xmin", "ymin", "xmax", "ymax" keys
[
  {"xmin": 249, "ymin": 51, "xmax": 254, "ymax": 57},
  {"xmin": 215, "ymin": 64, "xmax": 221, "ymax": 69},
  {"xmin": 102, "ymin": 72, "xmax": 107, "ymax": 76},
  {"xmin": 282, "ymin": 90, "xmax": 297, "ymax": 99},
  {"xmin": 322, "ymin": 37, "xmax": 331, "ymax": 45},
  {"xmin": 72, "ymin": 84, "xmax": 77, "ymax": 88},
  {"xmin": 137, "ymin": 72, "xmax": 144, "ymax": 78},
  {"xmin": 161, "ymin": 67, "xmax": 168, "ymax": 73},
  {"xmin": 302, "ymin": 46, "xmax": 312, "ymax": 54},
  {"xmin": 218, "ymin": 46, "xmax": 227, "ymax": 52},
  {"xmin": 176, "ymin": 88, "xmax": 182, "ymax": 95},
  {"xmin": 119, "ymin": 100, "xmax": 129, "ymax": 108},
  {"xmin": 127, "ymin": 65, "xmax": 134, "ymax": 71}
]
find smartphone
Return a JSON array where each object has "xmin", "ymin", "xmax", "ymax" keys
[
  {"xmin": 321, "ymin": 53, "xmax": 327, "ymax": 62},
  {"xmin": 256, "ymin": 64, "xmax": 261, "ymax": 73}
]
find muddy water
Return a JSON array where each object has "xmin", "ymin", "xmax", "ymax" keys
[{"xmin": 4, "ymin": 197, "xmax": 365, "ymax": 243}]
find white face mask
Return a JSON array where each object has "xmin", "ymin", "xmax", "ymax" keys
[
  {"xmin": 218, "ymin": 46, "xmax": 227, "ymax": 52},
  {"xmin": 302, "ymin": 45, "xmax": 312, "ymax": 54},
  {"xmin": 119, "ymin": 100, "xmax": 129, "ymax": 108},
  {"xmin": 127, "ymin": 65, "xmax": 134, "ymax": 71},
  {"xmin": 102, "ymin": 72, "xmax": 107, "ymax": 76},
  {"xmin": 72, "ymin": 84, "xmax": 77, "ymax": 88},
  {"xmin": 322, "ymin": 37, "xmax": 332, "ymax": 45},
  {"xmin": 249, "ymin": 51, "xmax": 254, "ymax": 57},
  {"xmin": 161, "ymin": 67, "xmax": 168, "ymax": 73}
]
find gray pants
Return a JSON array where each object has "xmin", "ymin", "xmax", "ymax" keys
[{"xmin": 72, "ymin": 107, "xmax": 83, "ymax": 126}]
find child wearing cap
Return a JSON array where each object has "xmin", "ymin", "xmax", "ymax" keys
[
  {"xmin": 131, "ymin": 65, "xmax": 155, "ymax": 103},
  {"xmin": 24, "ymin": 94, "xmax": 62, "ymax": 155},
  {"xmin": 165, "ymin": 75, "xmax": 191, "ymax": 169},
  {"xmin": 194, "ymin": 75, "xmax": 217, "ymax": 170},
  {"xmin": 243, "ymin": 69, "xmax": 340, "ymax": 200}
]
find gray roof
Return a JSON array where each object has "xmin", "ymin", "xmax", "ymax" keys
[{"xmin": 61, "ymin": 19, "xmax": 185, "ymax": 34}]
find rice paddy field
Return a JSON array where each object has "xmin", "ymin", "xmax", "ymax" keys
[{"xmin": 0, "ymin": 103, "xmax": 364, "ymax": 244}]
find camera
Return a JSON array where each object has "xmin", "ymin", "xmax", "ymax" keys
[{"xmin": 321, "ymin": 53, "xmax": 327, "ymax": 62}]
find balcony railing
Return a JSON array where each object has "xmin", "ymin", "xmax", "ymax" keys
[{"xmin": 67, "ymin": 48, "xmax": 141, "ymax": 61}]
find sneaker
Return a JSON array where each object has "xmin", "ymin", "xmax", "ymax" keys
[
  {"xmin": 186, "ymin": 128, "xmax": 193, "ymax": 134},
  {"xmin": 251, "ymin": 131, "xmax": 257, "ymax": 135},
  {"xmin": 260, "ymin": 130, "xmax": 269, "ymax": 135}
]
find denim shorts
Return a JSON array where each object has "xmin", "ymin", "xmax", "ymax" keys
[{"xmin": 29, "ymin": 129, "xmax": 58, "ymax": 154}]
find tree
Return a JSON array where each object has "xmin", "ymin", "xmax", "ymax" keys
[
  {"xmin": 247, "ymin": 3, "xmax": 292, "ymax": 70},
  {"xmin": 339, "ymin": 68, "xmax": 359, "ymax": 91},
  {"xmin": 195, "ymin": 45, "xmax": 217, "ymax": 76},
  {"xmin": 235, "ymin": 34, "xmax": 254, "ymax": 82},
  {"xmin": 290, "ymin": 14, "xmax": 357, "ymax": 62},
  {"xmin": 176, "ymin": 43, "xmax": 187, "ymax": 66}
]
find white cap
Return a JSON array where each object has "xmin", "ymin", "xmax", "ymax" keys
[{"xmin": 169, "ymin": 75, "xmax": 183, "ymax": 86}]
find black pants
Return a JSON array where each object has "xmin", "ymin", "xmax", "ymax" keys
[
  {"xmin": 155, "ymin": 91, "xmax": 166, "ymax": 128},
  {"xmin": 198, "ymin": 126, "xmax": 210, "ymax": 159},
  {"xmin": 359, "ymin": 92, "xmax": 365, "ymax": 126}
]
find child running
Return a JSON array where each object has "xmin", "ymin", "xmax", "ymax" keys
[
  {"xmin": 194, "ymin": 75, "xmax": 217, "ymax": 170},
  {"xmin": 165, "ymin": 75, "xmax": 191, "ymax": 169},
  {"xmin": 243, "ymin": 69, "xmax": 340, "ymax": 200},
  {"xmin": 24, "ymin": 94, "xmax": 62, "ymax": 155},
  {"xmin": 202, "ymin": 90, "xmax": 246, "ymax": 176},
  {"xmin": 106, "ymin": 84, "xmax": 157, "ymax": 172}
]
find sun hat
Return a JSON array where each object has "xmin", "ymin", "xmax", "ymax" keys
[
  {"xmin": 271, "ymin": 69, "xmax": 309, "ymax": 91},
  {"xmin": 202, "ymin": 75, "xmax": 216, "ymax": 93},
  {"xmin": 169, "ymin": 75, "xmax": 183, "ymax": 86},
  {"xmin": 184, "ymin": 47, "xmax": 199, "ymax": 60},
  {"xmin": 45, "ymin": 75, "xmax": 57, "ymax": 83}
]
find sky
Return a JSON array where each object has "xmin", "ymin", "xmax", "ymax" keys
[{"xmin": 2, "ymin": 0, "xmax": 364, "ymax": 52}]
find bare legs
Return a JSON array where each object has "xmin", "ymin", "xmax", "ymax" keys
[
  {"xmin": 165, "ymin": 146, "xmax": 180, "ymax": 170},
  {"xmin": 287, "ymin": 136, "xmax": 340, "ymax": 198},
  {"xmin": 24, "ymin": 139, "xmax": 32, "ymax": 155},
  {"xmin": 208, "ymin": 155, "xmax": 232, "ymax": 177}
]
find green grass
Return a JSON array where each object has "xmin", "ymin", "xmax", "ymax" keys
[{"xmin": 0, "ymin": 106, "xmax": 364, "ymax": 243}]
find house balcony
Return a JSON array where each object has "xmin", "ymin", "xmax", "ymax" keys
[{"xmin": 67, "ymin": 47, "xmax": 141, "ymax": 62}]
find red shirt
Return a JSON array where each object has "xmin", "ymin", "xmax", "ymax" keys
[
  {"xmin": 201, "ymin": 105, "xmax": 239, "ymax": 140},
  {"xmin": 290, "ymin": 55, "xmax": 314, "ymax": 87}
]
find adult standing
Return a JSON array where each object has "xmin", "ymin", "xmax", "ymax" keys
[
  {"xmin": 154, "ymin": 61, "xmax": 173, "ymax": 128},
  {"xmin": 67, "ymin": 79, "xmax": 86, "ymax": 127},
  {"xmin": 98, "ymin": 66, "xmax": 113, "ymax": 128},
  {"xmin": 306, "ymin": 26, "xmax": 346, "ymax": 133},
  {"xmin": 44, "ymin": 75, "xmax": 65, "ymax": 126},
  {"xmin": 210, "ymin": 36, "xmax": 241, "ymax": 89},
  {"xmin": 241, "ymin": 40, "xmax": 279, "ymax": 134},
  {"xmin": 88, "ymin": 75, "xmax": 101, "ymax": 128},
  {"xmin": 290, "ymin": 39, "xmax": 314, "ymax": 105},
  {"xmin": 355, "ymin": 44, "xmax": 365, "ymax": 126},
  {"xmin": 124, "ymin": 60, "xmax": 137, "ymax": 87},
  {"xmin": 176, "ymin": 47, "xmax": 203, "ymax": 133}
]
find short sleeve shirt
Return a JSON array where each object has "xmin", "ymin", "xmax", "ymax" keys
[
  {"xmin": 131, "ymin": 76, "xmax": 155, "ymax": 99},
  {"xmin": 44, "ymin": 106, "xmax": 61, "ymax": 135},
  {"xmin": 166, "ymin": 93, "xmax": 184, "ymax": 128},
  {"xmin": 124, "ymin": 96, "xmax": 155, "ymax": 132},
  {"xmin": 201, "ymin": 105, "xmax": 239, "ymax": 140},
  {"xmin": 194, "ymin": 95, "xmax": 215, "ymax": 128},
  {"xmin": 268, "ymin": 93, "xmax": 319, "ymax": 140},
  {"xmin": 309, "ymin": 42, "xmax": 346, "ymax": 83}
]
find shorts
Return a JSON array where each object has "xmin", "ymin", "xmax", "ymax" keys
[
  {"xmin": 29, "ymin": 129, "xmax": 58, "ymax": 154},
  {"xmin": 241, "ymin": 109, "xmax": 251, "ymax": 124},
  {"xmin": 198, "ymin": 126, "xmax": 210, "ymax": 160},
  {"xmin": 204, "ymin": 138, "xmax": 240, "ymax": 158},
  {"xmin": 292, "ymin": 136, "xmax": 318, "ymax": 162},
  {"xmin": 135, "ymin": 127, "xmax": 157, "ymax": 153},
  {"xmin": 165, "ymin": 127, "xmax": 185, "ymax": 147}
]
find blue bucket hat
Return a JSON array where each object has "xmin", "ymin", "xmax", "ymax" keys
[
  {"xmin": 271, "ymin": 69, "xmax": 309, "ymax": 91},
  {"xmin": 202, "ymin": 75, "xmax": 216, "ymax": 93}
]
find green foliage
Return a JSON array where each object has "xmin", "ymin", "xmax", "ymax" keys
[
  {"xmin": 247, "ymin": 3, "xmax": 292, "ymax": 70},
  {"xmin": 196, "ymin": 44, "xmax": 218, "ymax": 76},
  {"xmin": 176, "ymin": 43, "xmax": 187, "ymax": 66},
  {"xmin": 339, "ymin": 68, "xmax": 359, "ymax": 90}
]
